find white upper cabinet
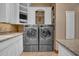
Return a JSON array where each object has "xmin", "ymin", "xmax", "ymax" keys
[
  {"xmin": 8, "ymin": 3, "xmax": 19, "ymax": 24},
  {"xmin": 0, "ymin": 3, "xmax": 19, "ymax": 24},
  {"xmin": 0, "ymin": 4, "xmax": 8, "ymax": 22},
  {"xmin": 19, "ymin": 3, "xmax": 30, "ymax": 24}
]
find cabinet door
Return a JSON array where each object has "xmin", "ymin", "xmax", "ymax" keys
[
  {"xmin": 0, "ymin": 43, "xmax": 18, "ymax": 56},
  {"xmin": 0, "ymin": 3, "xmax": 19, "ymax": 23},
  {"xmin": 12, "ymin": 35, "xmax": 23, "ymax": 56},
  {"xmin": 8, "ymin": 3, "xmax": 19, "ymax": 24},
  {"xmin": 11, "ymin": 35, "xmax": 23, "ymax": 56},
  {"xmin": 0, "ymin": 35, "xmax": 23, "ymax": 56},
  {"xmin": 58, "ymin": 44, "xmax": 75, "ymax": 56},
  {"xmin": 0, "ymin": 47, "xmax": 9, "ymax": 56},
  {"xmin": 0, "ymin": 3, "xmax": 8, "ymax": 22},
  {"xmin": 16, "ymin": 35, "xmax": 23, "ymax": 55},
  {"xmin": 13, "ymin": 3, "xmax": 19, "ymax": 24}
]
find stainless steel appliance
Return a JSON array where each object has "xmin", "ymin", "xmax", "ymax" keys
[
  {"xmin": 19, "ymin": 12, "xmax": 27, "ymax": 23},
  {"xmin": 23, "ymin": 25, "xmax": 38, "ymax": 51},
  {"xmin": 23, "ymin": 25, "xmax": 54, "ymax": 52},
  {"xmin": 39, "ymin": 25, "xmax": 54, "ymax": 51}
]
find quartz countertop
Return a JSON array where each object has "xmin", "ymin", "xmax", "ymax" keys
[
  {"xmin": 56, "ymin": 39, "xmax": 79, "ymax": 56},
  {"xmin": 0, "ymin": 32, "xmax": 23, "ymax": 42}
]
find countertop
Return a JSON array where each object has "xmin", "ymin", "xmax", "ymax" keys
[
  {"xmin": 56, "ymin": 39, "xmax": 79, "ymax": 56},
  {"xmin": 0, "ymin": 32, "xmax": 23, "ymax": 42}
]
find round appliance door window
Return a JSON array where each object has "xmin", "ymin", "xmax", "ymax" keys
[
  {"xmin": 40, "ymin": 28, "xmax": 51, "ymax": 39},
  {"xmin": 27, "ymin": 28, "xmax": 37, "ymax": 38}
]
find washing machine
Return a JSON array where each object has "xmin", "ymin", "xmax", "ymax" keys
[
  {"xmin": 23, "ymin": 25, "xmax": 38, "ymax": 51},
  {"xmin": 23, "ymin": 25, "xmax": 54, "ymax": 52},
  {"xmin": 39, "ymin": 25, "xmax": 54, "ymax": 51}
]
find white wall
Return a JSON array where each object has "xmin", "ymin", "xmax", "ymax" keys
[{"xmin": 27, "ymin": 7, "xmax": 51, "ymax": 25}]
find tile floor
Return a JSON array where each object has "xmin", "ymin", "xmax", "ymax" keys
[{"xmin": 21, "ymin": 51, "xmax": 58, "ymax": 56}]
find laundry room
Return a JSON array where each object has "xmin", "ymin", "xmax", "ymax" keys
[
  {"xmin": 0, "ymin": 3, "xmax": 56, "ymax": 56},
  {"xmin": 1, "ymin": 3, "xmax": 79, "ymax": 56},
  {"xmin": 23, "ymin": 3, "xmax": 55, "ymax": 52}
]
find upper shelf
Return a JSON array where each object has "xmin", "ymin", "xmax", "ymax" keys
[
  {"xmin": 20, "ymin": 3, "xmax": 31, "ymax": 8},
  {"xmin": 20, "ymin": 4, "xmax": 28, "ymax": 9},
  {"xmin": 19, "ymin": 3, "xmax": 30, "ymax": 14},
  {"xmin": 20, "ymin": 10, "xmax": 28, "ymax": 14}
]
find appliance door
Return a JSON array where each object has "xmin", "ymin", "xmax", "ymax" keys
[
  {"xmin": 23, "ymin": 45, "xmax": 38, "ymax": 52},
  {"xmin": 20, "ymin": 12, "xmax": 27, "ymax": 23},
  {"xmin": 39, "ymin": 26, "xmax": 54, "ymax": 45},
  {"xmin": 23, "ymin": 26, "xmax": 38, "ymax": 45},
  {"xmin": 39, "ymin": 44, "xmax": 53, "ymax": 51}
]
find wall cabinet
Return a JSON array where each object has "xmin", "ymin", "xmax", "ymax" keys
[
  {"xmin": 8, "ymin": 3, "xmax": 19, "ymax": 24},
  {"xmin": 0, "ymin": 4, "xmax": 8, "ymax": 22},
  {"xmin": 0, "ymin": 3, "xmax": 20, "ymax": 24},
  {"xmin": 0, "ymin": 35, "xmax": 23, "ymax": 56}
]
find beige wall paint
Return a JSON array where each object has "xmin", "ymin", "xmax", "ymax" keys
[
  {"xmin": 56, "ymin": 3, "xmax": 79, "ymax": 39},
  {"xmin": 75, "ymin": 7, "xmax": 79, "ymax": 39}
]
